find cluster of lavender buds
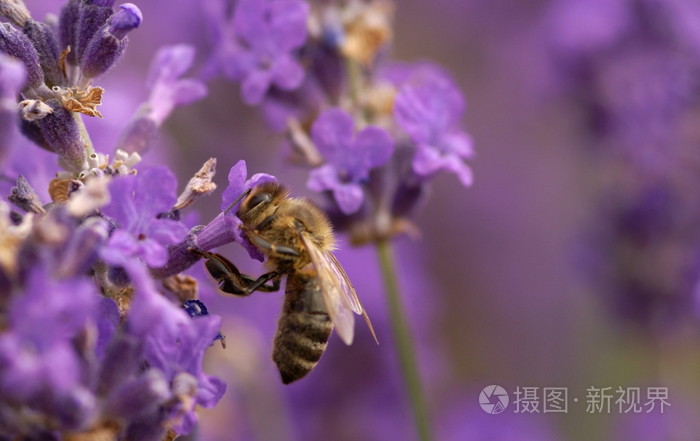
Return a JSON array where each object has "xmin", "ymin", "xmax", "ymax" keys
[
  {"xmin": 204, "ymin": 0, "xmax": 473, "ymax": 244},
  {"xmin": 0, "ymin": 1, "xmax": 250, "ymax": 439},
  {"xmin": 545, "ymin": 0, "xmax": 700, "ymax": 331}
]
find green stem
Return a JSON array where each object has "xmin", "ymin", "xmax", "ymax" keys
[
  {"xmin": 72, "ymin": 111, "xmax": 95, "ymax": 157},
  {"xmin": 375, "ymin": 239, "xmax": 432, "ymax": 441}
]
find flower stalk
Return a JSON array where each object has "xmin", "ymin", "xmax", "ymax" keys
[{"xmin": 375, "ymin": 238, "xmax": 432, "ymax": 441}]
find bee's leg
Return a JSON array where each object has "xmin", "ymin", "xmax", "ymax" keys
[
  {"xmin": 189, "ymin": 249, "xmax": 257, "ymax": 296},
  {"xmin": 244, "ymin": 229, "xmax": 300, "ymax": 257},
  {"xmin": 243, "ymin": 271, "xmax": 281, "ymax": 293}
]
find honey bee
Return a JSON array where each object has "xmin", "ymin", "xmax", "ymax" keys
[{"xmin": 195, "ymin": 182, "xmax": 376, "ymax": 383}]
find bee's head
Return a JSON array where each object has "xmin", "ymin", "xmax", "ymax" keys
[{"xmin": 237, "ymin": 182, "xmax": 288, "ymax": 224}]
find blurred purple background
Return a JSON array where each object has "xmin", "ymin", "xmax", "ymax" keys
[{"xmin": 23, "ymin": 0, "xmax": 700, "ymax": 440}]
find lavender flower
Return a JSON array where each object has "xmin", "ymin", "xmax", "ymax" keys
[
  {"xmin": 116, "ymin": 44, "xmax": 207, "ymax": 154},
  {"xmin": 100, "ymin": 166, "xmax": 188, "ymax": 268},
  {"xmin": 0, "ymin": 265, "xmax": 95, "ymax": 403},
  {"xmin": 196, "ymin": 159, "xmax": 276, "ymax": 261},
  {"xmin": 307, "ymin": 108, "xmax": 394, "ymax": 214},
  {"xmin": 0, "ymin": 1, "xmax": 229, "ymax": 439},
  {"xmin": 394, "ymin": 65, "xmax": 474, "ymax": 186},
  {"xmin": 207, "ymin": 0, "xmax": 310, "ymax": 104},
  {"xmin": 126, "ymin": 264, "xmax": 226, "ymax": 435}
]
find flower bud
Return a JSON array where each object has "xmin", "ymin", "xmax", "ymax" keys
[
  {"xmin": 79, "ymin": 3, "xmax": 141, "ymax": 79},
  {"xmin": 36, "ymin": 99, "xmax": 87, "ymax": 172},
  {"xmin": 22, "ymin": 19, "xmax": 63, "ymax": 87},
  {"xmin": 0, "ymin": 22, "xmax": 43, "ymax": 89}
]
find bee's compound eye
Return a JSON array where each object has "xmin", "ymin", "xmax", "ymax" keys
[{"xmin": 248, "ymin": 192, "xmax": 271, "ymax": 208}]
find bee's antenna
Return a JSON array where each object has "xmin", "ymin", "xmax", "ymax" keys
[{"xmin": 223, "ymin": 188, "xmax": 252, "ymax": 214}]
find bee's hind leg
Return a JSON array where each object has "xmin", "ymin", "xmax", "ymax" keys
[{"xmin": 189, "ymin": 248, "xmax": 280, "ymax": 296}]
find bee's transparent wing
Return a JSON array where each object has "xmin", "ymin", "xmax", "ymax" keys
[{"xmin": 301, "ymin": 233, "xmax": 377, "ymax": 345}]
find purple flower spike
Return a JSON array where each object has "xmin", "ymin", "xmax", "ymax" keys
[
  {"xmin": 116, "ymin": 45, "xmax": 207, "ymax": 155},
  {"xmin": 394, "ymin": 65, "xmax": 474, "ymax": 186},
  {"xmin": 126, "ymin": 264, "xmax": 226, "ymax": 435},
  {"xmin": 145, "ymin": 45, "xmax": 207, "ymax": 126},
  {"xmin": 307, "ymin": 108, "xmax": 394, "ymax": 214},
  {"xmin": 101, "ymin": 166, "xmax": 188, "ymax": 268},
  {"xmin": 0, "ymin": 266, "xmax": 95, "ymax": 401},
  {"xmin": 222, "ymin": 0, "xmax": 309, "ymax": 104}
]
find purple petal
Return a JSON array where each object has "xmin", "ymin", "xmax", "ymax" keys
[
  {"xmin": 101, "ymin": 230, "xmax": 139, "ymax": 266},
  {"xmin": 221, "ymin": 160, "xmax": 248, "ymax": 212},
  {"xmin": 394, "ymin": 84, "xmax": 434, "ymax": 143},
  {"xmin": 171, "ymin": 79, "xmax": 208, "ymax": 106},
  {"xmin": 311, "ymin": 108, "xmax": 354, "ymax": 159},
  {"xmin": 412, "ymin": 146, "xmax": 473, "ymax": 186},
  {"xmin": 241, "ymin": 69, "xmax": 273, "ymax": 104},
  {"xmin": 350, "ymin": 125, "xmax": 394, "ymax": 178},
  {"xmin": 233, "ymin": 0, "xmax": 267, "ymax": 44},
  {"xmin": 271, "ymin": 53, "xmax": 304, "ymax": 90},
  {"xmin": 219, "ymin": 45, "xmax": 255, "ymax": 81},
  {"xmin": 308, "ymin": 166, "xmax": 364, "ymax": 214},
  {"xmin": 137, "ymin": 237, "xmax": 169, "ymax": 268},
  {"xmin": 333, "ymin": 183, "xmax": 364, "ymax": 214},
  {"xmin": 307, "ymin": 164, "xmax": 339, "ymax": 192},
  {"xmin": 196, "ymin": 374, "xmax": 227, "ymax": 408},
  {"xmin": 269, "ymin": 0, "xmax": 310, "ymax": 52},
  {"xmin": 146, "ymin": 219, "xmax": 188, "ymax": 247},
  {"xmin": 443, "ymin": 132, "xmax": 474, "ymax": 158},
  {"xmin": 221, "ymin": 160, "xmax": 278, "ymax": 212},
  {"xmin": 147, "ymin": 45, "xmax": 196, "ymax": 88},
  {"xmin": 248, "ymin": 172, "xmax": 277, "ymax": 188},
  {"xmin": 394, "ymin": 65, "xmax": 466, "ymax": 145},
  {"xmin": 103, "ymin": 167, "xmax": 179, "ymax": 236}
]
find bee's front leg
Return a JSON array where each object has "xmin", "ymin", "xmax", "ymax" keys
[{"xmin": 244, "ymin": 228, "xmax": 301, "ymax": 257}]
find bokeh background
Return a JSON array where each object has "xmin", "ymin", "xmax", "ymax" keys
[{"xmin": 23, "ymin": 0, "xmax": 700, "ymax": 440}]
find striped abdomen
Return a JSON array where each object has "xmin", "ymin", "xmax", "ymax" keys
[{"xmin": 272, "ymin": 271, "xmax": 333, "ymax": 384}]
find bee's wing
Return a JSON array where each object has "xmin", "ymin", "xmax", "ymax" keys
[{"xmin": 301, "ymin": 233, "xmax": 378, "ymax": 345}]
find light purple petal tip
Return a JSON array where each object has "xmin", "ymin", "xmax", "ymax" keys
[{"xmin": 311, "ymin": 108, "xmax": 354, "ymax": 158}]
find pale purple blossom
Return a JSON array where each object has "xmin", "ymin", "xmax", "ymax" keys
[
  {"xmin": 126, "ymin": 263, "xmax": 226, "ymax": 435},
  {"xmin": 307, "ymin": 108, "xmax": 394, "ymax": 214},
  {"xmin": 394, "ymin": 66, "xmax": 474, "ymax": 186},
  {"xmin": 116, "ymin": 44, "xmax": 207, "ymax": 154},
  {"xmin": 101, "ymin": 166, "xmax": 188, "ymax": 267},
  {"xmin": 206, "ymin": 0, "xmax": 310, "ymax": 104},
  {"xmin": 196, "ymin": 160, "xmax": 276, "ymax": 261},
  {"xmin": 0, "ymin": 266, "xmax": 95, "ymax": 402}
]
